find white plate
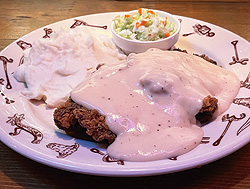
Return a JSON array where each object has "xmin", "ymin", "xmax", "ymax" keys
[{"xmin": 0, "ymin": 12, "xmax": 250, "ymax": 177}]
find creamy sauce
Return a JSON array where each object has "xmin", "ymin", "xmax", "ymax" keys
[{"xmin": 71, "ymin": 49, "xmax": 240, "ymax": 161}]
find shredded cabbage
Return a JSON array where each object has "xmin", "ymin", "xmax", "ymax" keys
[{"xmin": 113, "ymin": 8, "xmax": 177, "ymax": 41}]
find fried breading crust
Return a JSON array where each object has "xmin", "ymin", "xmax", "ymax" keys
[
  {"xmin": 195, "ymin": 95, "xmax": 218, "ymax": 123},
  {"xmin": 53, "ymin": 98, "xmax": 116, "ymax": 144}
]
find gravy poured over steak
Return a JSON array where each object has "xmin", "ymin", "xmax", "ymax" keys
[{"xmin": 54, "ymin": 49, "xmax": 240, "ymax": 161}]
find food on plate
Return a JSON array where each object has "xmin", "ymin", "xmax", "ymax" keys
[
  {"xmin": 113, "ymin": 8, "xmax": 177, "ymax": 41},
  {"xmin": 13, "ymin": 27, "xmax": 126, "ymax": 108},
  {"xmin": 54, "ymin": 95, "xmax": 217, "ymax": 144},
  {"xmin": 54, "ymin": 48, "xmax": 240, "ymax": 161},
  {"xmin": 54, "ymin": 97, "xmax": 116, "ymax": 144}
]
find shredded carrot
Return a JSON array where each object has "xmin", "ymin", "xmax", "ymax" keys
[
  {"xmin": 124, "ymin": 15, "xmax": 130, "ymax": 18},
  {"xmin": 138, "ymin": 8, "xmax": 143, "ymax": 15},
  {"xmin": 148, "ymin": 34, "xmax": 152, "ymax": 36},
  {"xmin": 136, "ymin": 20, "xmax": 148, "ymax": 28},
  {"xmin": 147, "ymin": 10, "xmax": 155, "ymax": 14},
  {"xmin": 136, "ymin": 22, "xmax": 140, "ymax": 28},
  {"xmin": 164, "ymin": 32, "xmax": 170, "ymax": 37},
  {"xmin": 140, "ymin": 20, "xmax": 147, "ymax": 26},
  {"xmin": 161, "ymin": 21, "xmax": 165, "ymax": 25},
  {"xmin": 165, "ymin": 17, "xmax": 168, "ymax": 20}
]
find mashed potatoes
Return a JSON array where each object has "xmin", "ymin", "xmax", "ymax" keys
[{"xmin": 13, "ymin": 27, "xmax": 126, "ymax": 108}]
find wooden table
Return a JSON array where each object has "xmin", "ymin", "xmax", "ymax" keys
[{"xmin": 0, "ymin": 0, "xmax": 250, "ymax": 188}]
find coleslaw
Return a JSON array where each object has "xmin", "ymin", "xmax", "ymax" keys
[{"xmin": 113, "ymin": 8, "xmax": 177, "ymax": 41}]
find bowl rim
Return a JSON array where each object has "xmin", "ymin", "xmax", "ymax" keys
[{"xmin": 110, "ymin": 9, "xmax": 181, "ymax": 44}]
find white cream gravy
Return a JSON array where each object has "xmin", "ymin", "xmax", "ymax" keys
[{"xmin": 71, "ymin": 49, "xmax": 240, "ymax": 161}]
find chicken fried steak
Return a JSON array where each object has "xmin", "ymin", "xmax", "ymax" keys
[{"xmin": 53, "ymin": 95, "xmax": 217, "ymax": 143}]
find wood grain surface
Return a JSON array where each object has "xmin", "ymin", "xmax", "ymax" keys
[{"xmin": 0, "ymin": 0, "xmax": 250, "ymax": 188}]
